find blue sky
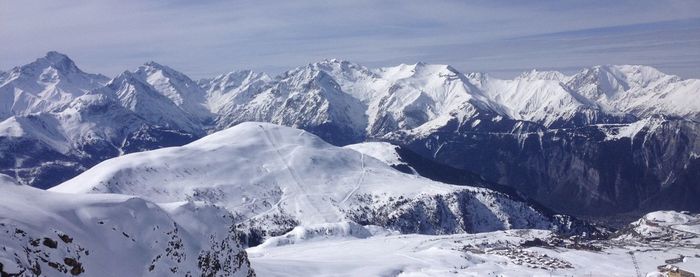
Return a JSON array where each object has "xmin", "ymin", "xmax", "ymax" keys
[{"xmin": 1, "ymin": 0, "xmax": 699, "ymax": 79}]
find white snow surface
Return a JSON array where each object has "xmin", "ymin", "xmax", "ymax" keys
[
  {"xmin": 249, "ymin": 228, "xmax": 700, "ymax": 277},
  {"xmin": 200, "ymin": 70, "xmax": 272, "ymax": 114},
  {"xmin": 344, "ymin": 141, "xmax": 404, "ymax": 166}
]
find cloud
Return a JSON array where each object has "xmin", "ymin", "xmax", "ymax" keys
[{"xmin": 1, "ymin": 0, "xmax": 699, "ymax": 79}]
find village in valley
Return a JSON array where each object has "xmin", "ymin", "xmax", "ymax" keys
[{"xmin": 448, "ymin": 211, "xmax": 700, "ymax": 276}]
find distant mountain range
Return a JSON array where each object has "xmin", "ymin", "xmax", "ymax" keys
[{"xmin": 1, "ymin": 52, "xmax": 699, "ymax": 216}]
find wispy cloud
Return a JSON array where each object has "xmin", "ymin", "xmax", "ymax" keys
[{"xmin": 1, "ymin": 0, "xmax": 699, "ymax": 79}]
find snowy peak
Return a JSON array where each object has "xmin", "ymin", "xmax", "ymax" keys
[
  {"xmin": 307, "ymin": 59, "xmax": 377, "ymax": 81},
  {"xmin": 568, "ymin": 65, "xmax": 674, "ymax": 98},
  {"xmin": 303, "ymin": 59, "xmax": 378, "ymax": 101},
  {"xmin": 483, "ymin": 74, "xmax": 599, "ymax": 127},
  {"xmin": 212, "ymin": 63, "xmax": 369, "ymax": 145},
  {"xmin": 201, "ymin": 70, "xmax": 271, "ymax": 94},
  {"xmin": 201, "ymin": 69, "xmax": 271, "ymax": 114},
  {"xmin": 566, "ymin": 65, "xmax": 700, "ymax": 119},
  {"xmin": 363, "ymin": 62, "xmax": 495, "ymax": 134},
  {"xmin": 17, "ymin": 51, "xmax": 108, "ymax": 85},
  {"xmin": 133, "ymin": 62, "xmax": 211, "ymax": 121},
  {"xmin": 100, "ymin": 70, "xmax": 203, "ymax": 133},
  {"xmin": 375, "ymin": 62, "xmax": 459, "ymax": 81},
  {"xmin": 258, "ymin": 66, "xmax": 368, "ymax": 143},
  {"xmin": 516, "ymin": 69, "xmax": 569, "ymax": 82},
  {"xmin": 595, "ymin": 65, "xmax": 676, "ymax": 87},
  {"xmin": 38, "ymin": 51, "xmax": 81, "ymax": 74},
  {"xmin": 0, "ymin": 52, "xmax": 109, "ymax": 120},
  {"xmin": 568, "ymin": 66, "xmax": 633, "ymax": 98}
]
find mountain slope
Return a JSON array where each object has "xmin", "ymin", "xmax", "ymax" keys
[
  {"xmin": 134, "ymin": 62, "xmax": 212, "ymax": 122},
  {"xmin": 200, "ymin": 70, "xmax": 271, "ymax": 115},
  {"xmin": 389, "ymin": 115, "xmax": 700, "ymax": 216},
  {"xmin": 98, "ymin": 70, "xmax": 204, "ymax": 134},
  {"xmin": 0, "ymin": 87, "xmax": 200, "ymax": 188},
  {"xmin": 0, "ymin": 60, "xmax": 210, "ymax": 188},
  {"xmin": 0, "ymin": 174, "xmax": 254, "ymax": 277},
  {"xmin": 52, "ymin": 123, "xmax": 596, "ymax": 244}
]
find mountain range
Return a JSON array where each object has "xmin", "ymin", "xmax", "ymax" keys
[{"xmin": 1, "ymin": 52, "xmax": 699, "ymax": 217}]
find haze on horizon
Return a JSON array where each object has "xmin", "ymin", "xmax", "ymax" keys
[{"xmin": 1, "ymin": 0, "xmax": 699, "ymax": 79}]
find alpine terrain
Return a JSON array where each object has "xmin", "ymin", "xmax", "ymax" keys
[
  {"xmin": 1, "ymin": 52, "xmax": 699, "ymax": 276},
  {"xmin": 2, "ymin": 53, "xmax": 699, "ymax": 217}
]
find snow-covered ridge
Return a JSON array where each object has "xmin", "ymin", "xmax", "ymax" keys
[
  {"xmin": 4, "ymin": 52, "xmax": 699, "ymax": 135},
  {"xmin": 4, "ymin": 52, "xmax": 698, "ymax": 147},
  {"xmin": 52, "ymin": 123, "xmax": 595, "ymax": 243}
]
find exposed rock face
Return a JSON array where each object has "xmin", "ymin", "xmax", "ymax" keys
[{"xmin": 388, "ymin": 116, "xmax": 700, "ymax": 216}]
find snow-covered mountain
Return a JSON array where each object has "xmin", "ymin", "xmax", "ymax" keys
[
  {"xmin": 209, "ymin": 65, "xmax": 368, "ymax": 145},
  {"xmin": 132, "ymin": 62, "xmax": 212, "ymax": 122},
  {"xmin": 96, "ymin": 69, "xmax": 204, "ymax": 134},
  {"xmin": 51, "ymin": 123, "xmax": 597, "ymax": 245},
  {"xmin": 2, "ymin": 52, "xmax": 699, "ymax": 216},
  {"xmin": 0, "ymin": 174, "xmax": 254, "ymax": 277},
  {"xmin": 567, "ymin": 65, "xmax": 700, "ymax": 120},
  {"xmin": 0, "ymin": 55, "xmax": 205, "ymax": 188},
  {"xmin": 200, "ymin": 70, "xmax": 271, "ymax": 115},
  {"xmin": 0, "ymin": 52, "xmax": 109, "ymax": 120}
]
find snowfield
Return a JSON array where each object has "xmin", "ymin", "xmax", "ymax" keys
[
  {"xmin": 249, "ymin": 220, "xmax": 700, "ymax": 277},
  {"xmin": 344, "ymin": 141, "xmax": 405, "ymax": 166}
]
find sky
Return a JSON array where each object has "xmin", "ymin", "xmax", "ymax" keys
[{"xmin": 1, "ymin": 0, "xmax": 700, "ymax": 79}]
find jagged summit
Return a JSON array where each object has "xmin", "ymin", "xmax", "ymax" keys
[
  {"xmin": 40, "ymin": 51, "xmax": 79, "ymax": 71},
  {"xmin": 0, "ymin": 52, "xmax": 109, "ymax": 120}
]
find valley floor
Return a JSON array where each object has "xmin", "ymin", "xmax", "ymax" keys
[{"xmin": 248, "ymin": 230, "xmax": 700, "ymax": 277}]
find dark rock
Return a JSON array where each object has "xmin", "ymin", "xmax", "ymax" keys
[{"xmin": 42, "ymin": 238, "xmax": 58, "ymax": 249}]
